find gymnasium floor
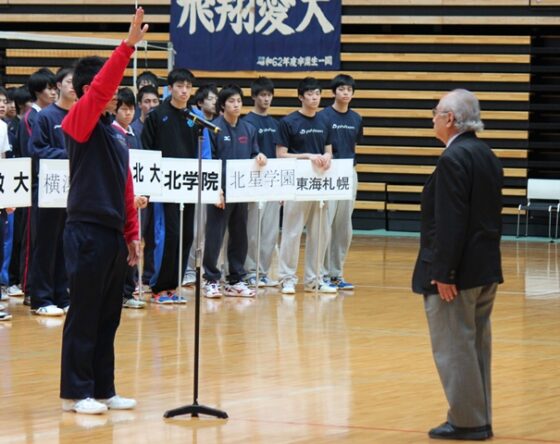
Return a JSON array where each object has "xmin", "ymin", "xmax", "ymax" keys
[{"xmin": 0, "ymin": 235, "xmax": 558, "ymax": 443}]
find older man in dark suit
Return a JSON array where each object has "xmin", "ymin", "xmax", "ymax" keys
[{"xmin": 412, "ymin": 89, "xmax": 503, "ymax": 441}]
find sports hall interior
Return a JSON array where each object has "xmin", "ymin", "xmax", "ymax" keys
[{"xmin": 0, "ymin": 1, "xmax": 559, "ymax": 443}]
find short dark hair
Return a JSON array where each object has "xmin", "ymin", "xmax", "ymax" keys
[
  {"xmin": 136, "ymin": 70, "xmax": 158, "ymax": 88},
  {"xmin": 330, "ymin": 74, "xmax": 355, "ymax": 93},
  {"xmin": 116, "ymin": 87, "xmax": 136, "ymax": 111},
  {"xmin": 297, "ymin": 77, "xmax": 321, "ymax": 97},
  {"xmin": 167, "ymin": 68, "xmax": 195, "ymax": 87},
  {"xmin": 0, "ymin": 86, "xmax": 7, "ymax": 98},
  {"xmin": 73, "ymin": 56, "xmax": 105, "ymax": 98},
  {"xmin": 9, "ymin": 86, "xmax": 33, "ymax": 114},
  {"xmin": 251, "ymin": 77, "xmax": 274, "ymax": 97},
  {"xmin": 194, "ymin": 83, "xmax": 218, "ymax": 106},
  {"xmin": 137, "ymin": 85, "xmax": 159, "ymax": 103},
  {"xmin": 55, "ymin": 67, "xmax": 74, "ymax": 85},
  {"xmin": 216, "ymin": 84, "xmax": 243, "ymax": 113},
  {"xmin": 27, "ymin": 68, "xmax": 56, "ymax": 100}
]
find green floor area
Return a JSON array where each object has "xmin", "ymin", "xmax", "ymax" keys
[{"xmin": 353, "ymin": 229, "xmax": 555, "ymax": 243}]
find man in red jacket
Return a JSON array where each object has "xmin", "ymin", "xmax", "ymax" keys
[{"xmin": 59, "ymin": 8, "xmax": 147, "ymax": 415}]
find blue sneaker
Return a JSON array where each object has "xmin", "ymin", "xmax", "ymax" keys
[
  {"xmin": 151, "ymin": 291, "xmax": 174, "ymax": 304},
  {"xmin": 331, "ymin": 278, "xmax": 354, "ymax": 290},
  {"xmin": 170, "ymin": 293, "xmax": 187, "ymax": 304}
]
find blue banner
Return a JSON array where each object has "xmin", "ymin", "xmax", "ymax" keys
[{"xmin": 170, "ymin": 0, "xmax": 341, "ymax": 71}]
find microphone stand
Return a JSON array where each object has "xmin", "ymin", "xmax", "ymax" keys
[{"xmin": 164, "ymin": 118, "xmax": 228, "ymax": 420}]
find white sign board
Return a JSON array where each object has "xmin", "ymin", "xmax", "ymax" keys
[
  {"xmin": 295, "ymin": 159, "xmax": 354, "ymax": 201},
  {"xmin": 38, "ymin": 159, "xmax": 69, "ymax": 208},
  {"xmin": 0, "ymin": 158, "xmax": 32, "ymax": 208},
  {"xmin": 149, "ymin": 158, "xmax": 222, "ymax": 204},
  {"xmin": 129, "ymin": 149, "xmax": 163, "ymax": 197},
  {"xmin": 225, "ymin": 158, "xmax": 298, "ymax": 203}
]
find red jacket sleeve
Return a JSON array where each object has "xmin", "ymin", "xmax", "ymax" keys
[
  {"xmin": 124, "ymin": 168, "xmax": 139, "ymax": 244},
  {"xmin": 62, "ymin": 41, "xmax": 135, "ymax": 143}
]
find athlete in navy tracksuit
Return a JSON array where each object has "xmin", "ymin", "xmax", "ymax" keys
[
  {"xmin": 59, "ymin": 17, "xmax": 144, "ymax": 412},
  {"xmin": 29, "ymin": 68, "xmax": 76, "ymax": 314}
]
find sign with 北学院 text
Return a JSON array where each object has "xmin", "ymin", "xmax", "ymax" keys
[
  {"xmin": 295, "ymin": 158, "xmax": 353, "ymax": 201},
  {"xmin": 0, "ymin": 158, "xmax": 32, "ymax": 208},
  {"xmin": 170, "ymin": 0, "xmax": 341, "ymax": 71},
  {"xmin": 129, "ymin": 149, "xmax": 163, "ymax": 197},
  {"xmin": 39, "ymin": 159, "xmax": 69, "ymax": 208},
  {"xmin": 149, "ymin": 158, "xmax": 222, "ymax": 204},
  {"xmin": 225, "ymin": 158, "xmax": 297, "ymax": 203}
]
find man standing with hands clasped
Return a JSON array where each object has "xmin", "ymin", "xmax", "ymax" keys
[
  {"xmin": 59, "ymin": 8, "xmax": 147, "ymax": 415},
  {"xmin": 412, "ymin": 89, "xmax": 503, "ymax": 441}
]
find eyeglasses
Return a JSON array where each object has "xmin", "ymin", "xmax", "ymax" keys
[{"xmin": 432, "ymin": 107, "xmax": 450, "ymax": 117}]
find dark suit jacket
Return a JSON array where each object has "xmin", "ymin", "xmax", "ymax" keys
[{"xmin": 412, "ymin": 131, "xmax": 504, "ymax": 295}]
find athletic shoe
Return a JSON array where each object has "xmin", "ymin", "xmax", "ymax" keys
[
  {"xmin": 0, "ymin": 287, "xmax": 8, "ymax": 301},
  {"xmin": 150, "ymin": 291, "xmax": 174, "ymax": 304},
  {"xmin": 204, "ymin": 281, "xmax": 222, "ymax": 299},
  {"xmin": 23, "ymin": 295, "xmax": 31, "ymax": 306},
  {"xmin": 259, "ymin": 276, "xmax": 279, "ymax": 287},
  {"xmin": 304, "ymin": 281, "xmax": 338, "ymax": 294},
  {"xmin": 245, "ymin": 276, "xmax": 258, "ymax": 287},
  {"xmin": 331, "ymin": 278, "xmax": 354, "ymax": 290},
  {"xmin": 0, "ymin": 310, "xmax": 12, "ymax": 321},
  {"xmin": 170, "ymin": 293, "xmax": 187, "ymax": 304},
  {"xmin": 123, "ymin": 298, "xmax": 146, "ymax": 309},
  {"xmin": 132, "ymin": 285, "xmax": 151, "ymax": 296},
  {"xmin": 34, "ymin": 305, "xmax": 64, "ymax": 317},
  {"xmin": 99, "ymin": 395, "xmax": 137, "ymax": 410},
  {"xmin": 281, "ymin": 281, "xmax": 296, "ymax": 295},
  {"xmin": 62, "ymin": 398, "xmax": 108, "ymax": 415},
  {"xmin": 224, "ymin": 281, "xmax": 255, "ymax": 298},
  {"xmin": 7, "ymin": 285, "xmax": 24, "ymax": 297},
  {"xmin": 182, "ymin": 273, "xmax": 196, "ymax": 287}
]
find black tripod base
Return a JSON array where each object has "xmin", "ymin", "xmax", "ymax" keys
[{"xmin": 164, "ymin": 403, "xmax": 228, "ymax": 419}]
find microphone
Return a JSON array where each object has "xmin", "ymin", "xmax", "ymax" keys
[{"xmin": 184, "ymin": 110, "xmax": 221, "ymax": 134}]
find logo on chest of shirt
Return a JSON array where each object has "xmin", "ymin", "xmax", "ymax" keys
[
  {"xmin": 299, "ymin": 128, "xmax": 324, "ymax": 135},
  {"xmin": 54, "ymin": 124, "xmax": 62, "ymax": 130},
  {"xmin": 238, "ymin": 135, "xmax": 248, "ymax": 144},
  {"xmin": 258, "ymin": 128, "xmax": 276, "ymax": 134},
  {"xmin": 223, "ymin": 135, "xmax": 231, "ymax": 142},
  {"xmin": 332, "ymin": 123, "xmax": 356, "ymax": 131}
]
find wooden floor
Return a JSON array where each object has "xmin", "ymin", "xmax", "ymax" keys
[{"xmin": 1, "ymin": 236, "xmax": 559, "ymax": 443}]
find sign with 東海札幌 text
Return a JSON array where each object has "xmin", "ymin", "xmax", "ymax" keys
[
  {"xmin": 225, "ymin": 158, "xmax": 298, "ymax": 203},
  {"xmin": 38, "ymin": 159, "xmax": 69, "ymax": 208},
  {"xmin": 225, "ymin": 158, "xmax": 353, "ymax": 202},
  {"xmin": 129, "ymin": 149, "xmax": 163, "ymax": 197},
  {"xmin": 170, "ymin": 0, "xmax": 341, "ymax": 71},
  {"xmin": 0, "ymin": 158, "xmax": 32, "ymax": 208},
  {"xmin": 149, "ymin": 158, "xmax": 222, "ymax": 204},
  {"xmin": 294, "ymin": 158, "xmax": 354, "ymax": 201}
]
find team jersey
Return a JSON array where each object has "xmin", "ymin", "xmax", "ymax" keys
[
  {"xmin": 242, "ymin": 112, "xmax": 278, "ymax": 159},
  {"xmin": 318, "ymin": 105, "xmax": 362, "ymax": 164},
  {"xmin": 275, "ymin": 110, "xmax": 331, "ymax": 155}
]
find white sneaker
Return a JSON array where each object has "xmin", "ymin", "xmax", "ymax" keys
[
  {"xmin": 259, "ymin": 276, "xmax": 279, "ymax": 287},
  {"xmin": 204, "ymin": 281, "xmax": 222, "ymax": 299},
  {"xmin": 304, "ymin": 282, "xmax": 338, "ymax": 294},
  {"xmin": 99, "ymin": 395, "xmax": 137, "ymax": 410},
  {"xmin": 0, "ymin": 310, "xmax": 12, "ymax": 321},
  {"xmin": 123, "ymin": 298, "xmax": 146, "ymax": 309},
  {"xmin": 34, "ymin": 305, "xmax": 64, "ymax": 317},
  {"xmin": 0, "ymin": 287, "xmax": 8, "ymax": 301},
  {"xmin": 7, "ymin": 285, "xmax": 24, "ymax": 297},
  {"xmin": 182, "ymin": 273, "xmax": 196, "ymax": 287},
  {"xmin": 224, "ymin": 281, "xmax": 255, "ymax": 298},
  {"xmin": 281, "ymin": 281, "xmax": 296, "ymax": 295},
  {"xmin": 62, "ymin": 398, "xmax": 108, "ymax": 414}
]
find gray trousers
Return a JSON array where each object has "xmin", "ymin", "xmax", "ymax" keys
[
  {"xmin": 245, "ymin": 201, "xmax": 280, "ymax": 278},
  {"xmin": 278, "ymin": 200, "xmax": 330, "ymax": 285},
  {"xmin": 184, "ymin": 203, "xmax": 206, "ymax": 280},
  {"xmin": 324, "ymin": 169, "xmax": 358, "ymax": 279},
  {"xmin": 424, "ymin": 282, "xmax": 497, "ymax": 428}
]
